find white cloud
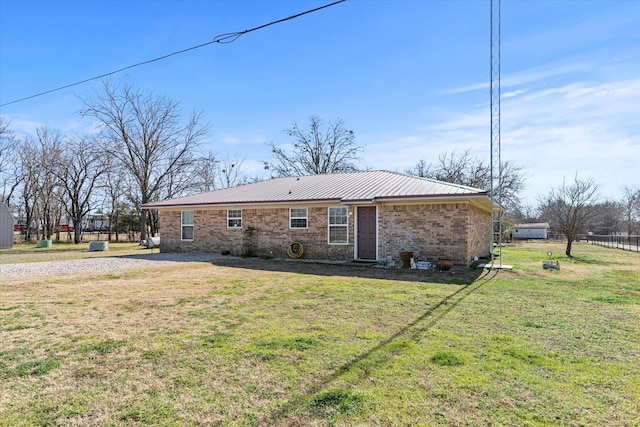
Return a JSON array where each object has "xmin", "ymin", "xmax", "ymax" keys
[
  {"xmin": 0, "ymin": 115, "xmax": 45, "ymax": 138},
  {"xmin": 366, "ymin": 74, "xmax": 640, "ymax": 205},
  {"xmin": 502, "ymin": 89, "xmax": 528, "ymax": 99},
  {"xmin": 1, "ymin": 112, "xmax": 98, "ymax": 139},
  {"xmin": 445, "ymin": 61, "xmax": 589, "ymax": 94},
  {"xmin": 219, "ymin": 133, "xmax": 268, "ymax": 146}
]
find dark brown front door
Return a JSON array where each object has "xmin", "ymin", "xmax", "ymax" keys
[{"xmin": 357, "ymin": 206, "xmax": 377, "ymax": 260}]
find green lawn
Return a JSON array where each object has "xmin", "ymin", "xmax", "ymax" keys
[{"xmin": 1, "ymin": 242, "xmax": 638, "ymax": 426}]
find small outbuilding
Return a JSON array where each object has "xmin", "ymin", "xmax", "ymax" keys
[
  {"xmin": 511, "ymin": 223, "xmax": 549, "ymax": 240},
  {"xmin": 143, "ymin": 170, "xmax": 498, "ymax": 265},
  {"xmin": 0, "ymin": 202, "xmax": 14, "ymax": 249}
]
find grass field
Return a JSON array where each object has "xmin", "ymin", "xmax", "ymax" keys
[{"xmin": 1, "ymin": 242, "xmax": 638, "ymax": 426}]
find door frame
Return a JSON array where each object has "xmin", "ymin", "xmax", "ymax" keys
[{"xmin": 355, "ymin": 205, "xmax": 378, "ymax": 260}]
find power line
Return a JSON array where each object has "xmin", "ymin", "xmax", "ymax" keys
[{"xmin": 0, "ymin": 0, "xmax": 347, "ymax": 107}]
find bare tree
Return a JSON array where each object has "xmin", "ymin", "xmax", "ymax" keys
[
  {"xmin": 0, "ymin": 117, "xmax": 15, "ymax": 166},
  {"xmin": 53, "ymin": 136, "xmax": 108, "ymax": 244},
  {"xmin": 406, "ymin": 149, "xmax": 526, "ymax": 212},
  {"xmin": 404, "ymin": 159, "xmax": 432, "ymax": 178},
  {"xmin": 193, "ymin": 151, "xmax": 218, "ymax": 193},
  {"xmin": 587, "ymin": 200, "xmax": 622, "ymax": 235},
  {"xmin": 432, "ymin": 150, "xmax": 488, "ymax": 188},
  {"xmin": 265, "ymin": 116, "xmax": 363, "ymax": 177},
  {"xmin": 0, "ymin": 117, "xmax": 18, "ymax": 204},
  {"xmin": 538, "ymin": 174, "xmax": 600, "ymax": 257},
  {"xmin": 79, "ymin": 80, "xmax": 208, "ymax": 240},
  {"xmin": 16, "ymin": 142, "xmax": 39, "ymax": 241},
  {"xmin": 16, "ymin": 127, "xmax": 63, "ymax": 241},
  {"xmin": 194, "ymin": 152, "xmax": 248, "ymax": 192},
  {"xmin": 508, "ymin": 203, "xmax": 541, "ymax": 225},
  {"xmin": 218, "ymin": 155, "xmax": 246, "ymax": 189},
  {"xmin": 34, "ymin": 128, "xmax": 62, "ymax": 240},
  {"xmin": 100, "ymin": 157, "xmax": 127, "ymax": 241},
  {"xmin": 92, "ymin": 155, "xmax": 140, "ymax": 242},
  {"xmin": 621, "ymin": 185, "xmax": 640, "ymax": 235}
]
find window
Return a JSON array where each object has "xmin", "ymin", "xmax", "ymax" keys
[
  {"xmin": 290, "ymin": 208, "xmax": 308, "ymax": 229},
  {"xmin": 181, "ymin": 210, "xmax": 194, "ymax": 240},
  {"xmin": 328, "ymin": 207, "xmax": 348, "ymax": 244},
  {"xmin": 227, "ymin": 209, "xmax": 242, "ymax": 228}
]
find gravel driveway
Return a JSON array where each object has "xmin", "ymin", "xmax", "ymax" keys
[{"xmin": 0, "ymin": 253, "xmax": 229, "ymax": 276}]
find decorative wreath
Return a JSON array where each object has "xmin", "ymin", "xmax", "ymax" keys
[{"xmin": 287, "ymin": 241, "xmax": 304, "ymax": 258}]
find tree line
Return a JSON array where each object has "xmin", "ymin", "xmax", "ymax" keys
[
  {"xmin": 0, "ymin": 81, "xmax": 244, "ymax": 243},
  {"xmin": 403, "ymin": 150, "xmax": 640, "ymax": 255},
  {"xmin": 1, "ymin": 80, "xmax": 639, "ymax": 256}
]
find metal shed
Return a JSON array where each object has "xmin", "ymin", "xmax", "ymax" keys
[
  {"xmin": 0, "ymin": 202, "xmax": 13, "ymax": 249},
  {"xmin": 512, "ymin": 223, "xmax": 549, "ymax": 240}
]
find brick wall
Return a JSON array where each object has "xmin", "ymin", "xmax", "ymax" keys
[
  {"xmin": 159, "ymin": 205, "xmax": 353, "ymax": 260},
  {"xmin": 377, "ymin": 202, "xmax": 490, "ymax": 265},
  {"xmin": 467, "ymin": 204, "xmax": 492, "ymax": 261},
  {"xmin": 378, "ymin": 203, "xmax": 463, "ymax": 264},
  {"xmin": 158, "ymin": 201, "xmax": 490, "ymax": 265}
]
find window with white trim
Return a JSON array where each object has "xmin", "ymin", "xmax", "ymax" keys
[
  {"xmin": 290, "ymin": 208, "xmax": 308, "ymax": 229},
  {"xmin": 328, "ymin": 207, "xmax": 348, "ymax": 244},
  {"xmin": 227, "ymin": 209, "xmax": 242, "ymax": 228},
  {"xmin": 181, "ymin": 210, "xmax": 194, "ymax": 240}
]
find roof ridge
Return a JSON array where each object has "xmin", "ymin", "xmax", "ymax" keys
[
  {"xmin": 376, "ymin": 169, "xmax": 486, "ymax": 193},
  {"xmin": 255, "ymin": 170, "xmax": 483, "ymax": 193}
]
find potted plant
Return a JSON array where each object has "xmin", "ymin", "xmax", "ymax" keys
[{"xmin": 436, "ymin": 258, "xmax": 453, "ymax": 271}]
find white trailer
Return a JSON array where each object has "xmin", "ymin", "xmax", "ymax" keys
[{"xmin": 512, "ymin": 223, "xmax": 549, "ymax": 240}]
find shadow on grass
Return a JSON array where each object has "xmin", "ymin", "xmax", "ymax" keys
[
  {"xmin": 260, "ymin": 267, "xmax": 500, "ymax": 424},
  {"xmin": 95, "ymin": 252, "xmax": 494, "ymax": 422},
  {"xmin": 208, "ymin": 256, "xmax": 486, "ymax": 285},
  {"xmin": 113, "ymin": 252, "xmax": 486, "ymax": 286},
  {"xmin": 565, "ymin": 254, "xmax": 619, "ymax": 266}
]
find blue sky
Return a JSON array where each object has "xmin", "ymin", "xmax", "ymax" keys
[{"xmin": 1, "ymin": 0, "xmax": 638, "ymax": 206}]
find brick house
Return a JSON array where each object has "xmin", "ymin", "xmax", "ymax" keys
[{"xmin": 142, "ymin": 170, "xmax": 495, "ymax": 265}]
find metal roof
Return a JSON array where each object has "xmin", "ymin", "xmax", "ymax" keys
[
  {"xmin": 513, "ymin": 223, "xmax": 550, "ymax": 229},
  {"xmin": 143, "ymin": 170, "xmax": 490, "ymax": 209}
]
